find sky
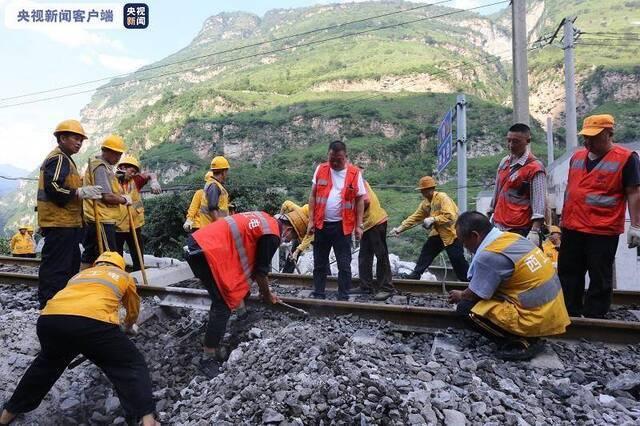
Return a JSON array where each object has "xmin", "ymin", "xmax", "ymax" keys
[{"xmin": 0, "ymin": 0, "xmax": 507, "ymax": 172}]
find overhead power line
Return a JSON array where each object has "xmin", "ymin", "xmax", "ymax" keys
[{"xmin": 0, "ymin": 0, "xmax": 509, "ymax": 110}]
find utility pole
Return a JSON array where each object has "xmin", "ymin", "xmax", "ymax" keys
[
  {"xmin": 546, "ymin": 116, "xmax": 554, "ymax": 166},
  {"xmin": 456, "ymin": 94, "xmax": 467, "ymax": 213},
  {"xmin": 563, "ymin": 17, "xmax": 578, "ymax": 150},
  {"xmin": 512, "ymin": 0, "xmax": 530, "ymax": 125}
]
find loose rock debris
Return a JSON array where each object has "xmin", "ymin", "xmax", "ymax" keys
[{"xmin": 2, "ymin": 283, "xmax": 640, "ymax": 425}]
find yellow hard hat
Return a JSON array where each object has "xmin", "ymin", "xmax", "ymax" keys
[
  {"xmin": 26, "ymin": 226, "xmax": 34, "ymax": 232},
  {"xmin": 101, "ymin": 135, "xmax": 126, "ymax": 153},
  {"xmin": 210, "ymin": 156, "xmax": 230, "ymax": 171},
  {"xmin": 549, "ymin": 225, "xmax": 562, "ymax": 234},
  {"xmin": 415, "ymin": 176, "xmax": 437, "ymax": 190},
  {"xmin": 118, "ymin": 155, "xmax": 140, "ymax": 171},
  {"xmin": 54, "ymin": 119, "xmax": 87, "ymax": 140},
  {"xmin": 18, "ymin": 224, "xmax": 28, "ymax": 230},
  {"xmin": 94, "ymin": 251, "xmax": 126, "ymax": 271},
  {"xmin": 285, "ymin": 207, "xmax": 309, "ymax": 240},
  {"xmin": 204, "ymin": 171, "xmax": 214, "ymax": 182}
]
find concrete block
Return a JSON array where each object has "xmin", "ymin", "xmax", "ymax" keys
[{"xmin": 131, "ymin": 263, "xmax": 194, "ymax": 287}]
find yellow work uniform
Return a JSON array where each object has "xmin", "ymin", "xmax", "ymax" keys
[
  {"xmin": 471, "ymin": 232, "xmax": 570, "ymax": 337},
  {"xmin": 281, "ymin": 201, "xmax": 314, "ymax": 253},
  {"xmin": 11, "ymin": 233, "xmax": 35, "ymax": 255},
  {"xmin": 37, "ymin": 147, "xmax": 83, "ymax": 228},
  {"xmin": 42, "ymin": 265, "xmax": 140, "ymax": 326},
  {"xmin": 199, "ymin": 179, "xmax": 229, "ymax": 227},
  {"xmin": 116, "ymin": 180, "xmax": 145, "ymax": 232},
  {"xmin": 542, "ymin": 240, "xmax": 559, "ymax": 269},
  {"xmin": 186, "ymin": 189, "xmax": 205, "ymax": 230},
  {"xmin": 362, "ymin": 181, "xmax": 388, "ymax": 231},
  {"xmin": 399, "ymin": 191, "xmax": 459, "ymax": 246},
  {"xmin": 83, "ymin": 158, "xmax": 122, "ymax": 224}
]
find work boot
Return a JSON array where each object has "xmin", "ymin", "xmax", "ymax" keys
[
  {"xmin": 198, "ymin": 357, "xmax": 222, "ymax": 379},
  {"xmin": 496, "ymin": 338, "xmax": 544, "ymax": 361},
  {"xmin": 400, "ymin": 272, "xmax": 421, "ymax": 280},
  {"xmin": 373, "ymin": 290, "xmax": 394, "ymax": 301}
]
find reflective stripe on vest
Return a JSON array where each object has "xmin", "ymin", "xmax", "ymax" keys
[
  {"xmin": 315, "ymin": 196, "xmax": 328, "ymax": 205},
  {"xmin": 496, "ymin": 236, "xmax": 533, "ymax": 265},
  {"xmin": 317, "ymin": 179, "xmax": 329, "ymax": 185},
  {"xmin": 224, "ymin": 216, "xmax": 252, "ymax": 281},
  {"xmin": 67, "ymin": 277, "xmax": 123, "ymax": 298},
  {"xmin": 585, "ymin": 194, "xmax": 617, "ymax": 207},
  {"xmin": 593, "ymin": 160, "xmax": 621, "ymax": 173},
  {"xmin": 518, "ymin": 275, "xmax": 561, "ymax": 309},
  {"xmin": 502, "ymin": 188, "xmax": 531, "ymax": 206}
]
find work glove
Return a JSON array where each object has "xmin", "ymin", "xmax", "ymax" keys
[
  {"xmin": 183, "ymin": 219, "xmax": 194, "ymax": 232},
  {"xmin": 422, "ymin": 217, "xmax": 436, "ymax": 229},
  {"xmin": 390, "ymin": 227, "xmax": 402, "ymax": 237},
  {"xmin": 290, "ymin": 249, "xmax": 301, "ymax": 262},
  {"xmin": 150, "ymin": 179, "xmax": 162, "ymax": 194},
  {"xmin": 76, "ymin": 185, "xmax": 103, "ymax": 200},
  {"xmin": 122, "ymin": 194, "xmax": 133, "ymax": 206},
  {"xmin": 527, "ymin": 230, "xmax": 541, "ymax": 247},
  {"xmin": 628, "ymin": 225, "xmax": 640, "ymax": 248}
]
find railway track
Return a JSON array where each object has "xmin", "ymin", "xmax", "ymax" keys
[
  {"xmin": 3, "ymin": 270, "xmax": 640, "ymax": 344},
  {"xmin": 3, "ymin": 256, "xmax": 640, "ymax": 305}
]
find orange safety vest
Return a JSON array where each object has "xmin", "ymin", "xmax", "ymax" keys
[
  {"xmin": 313, "ymin": 163, "xmax": 361, "ymax": 235},
  {"xmin": 493, "ymin": 152, "xmax": 545, "ymax": 229},
  {"xmin": 193, "ymin": 211, "xmax": 280, "ymax": 309},
  {"xmin": 562, "ymin": 146, "xmax": 632, "ymax": 236}
]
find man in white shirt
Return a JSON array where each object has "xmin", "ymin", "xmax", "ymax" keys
[{"xmin": 306, "ymin": 141, "xmax": 366, "ymax": 300}]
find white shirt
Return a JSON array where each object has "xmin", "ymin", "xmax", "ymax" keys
[{"xmin": 312, "ymin": 164, "xmax": 366, "ymax": 222}]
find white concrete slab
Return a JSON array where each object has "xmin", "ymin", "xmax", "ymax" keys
[{"xmin": 131, "ymin": 263, "xmax": 194, "ymax": 287}]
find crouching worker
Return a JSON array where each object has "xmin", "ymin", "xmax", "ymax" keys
[
  {"xmin": 448, "ymin": 212, "xmax": 570, "ymax": 361},
  {"xmin": 185, "ymin": 211, "xmax": 295, "ymax": 378},
  {"xmin": 0, "ymin": 252, "xmax": 158, "ymax": 426}
]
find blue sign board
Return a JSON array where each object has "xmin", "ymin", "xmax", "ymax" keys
[{"xmin": 436, "ymin": 110, "xmax": 453, "ymax": 174}]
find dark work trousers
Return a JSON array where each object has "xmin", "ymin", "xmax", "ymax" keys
[
  {"xmin": 38, "ymin": 227, "xmax": 82, "ymax": 309},
  {"xmin": 4, "ymin": 315, "xmax": 155, "ymax": 423},
  {"xmin": 185, "ymin": 243, "xmax": 232, "ymax": 348},
  {"xmin": 313, "ymin": 221, "xmax": 352, "ymax": 300},
  {"xmin": 558, "ymin": 228, "xmax": 619, "ymax": 318},
  {"xmin": 456, "ymin": 299, "xmax": 524, "ymax": 346},
  {"xmin": 116, "ymin": 228, "xmax": 144, "ymax": 271},
  {"xmin": 413, "ymin": 236, "xmax": 469, "ymax": 282},
  {"xmin": 12, "ymin": 253, "xmax": 36, "ymax": 258},
  {"xmin": 281, "ymin": 239, "xmax": 300, "ymax": 273},
  {"xmin": 81, "ymin": 222, "xmax": 117, "ymax": 264},
  {"xmin": 358, "ymin": 221, "xmax": 394, "ymax": 292}
]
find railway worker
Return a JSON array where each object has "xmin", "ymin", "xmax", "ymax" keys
[
  {"xmin": 10, "ymin": 226, "xmax": 35, "ymax": 258},
  {"xmin": 183, "ymin": 171, "xmax": 214, "ymax": 232},
  {"xmin": 115, "ymin": 155, "xmax": 162, "ymax": 271},
  {"xmin": 306, "ymin": 140, "xmax": 366, "ymax": 300},
  {"xmin": 390, "ymin": 176, "xmax": 469, "ymax": 282},
  {"xmin": 542, "ymin": 225, "xmax": 561, "ymax": 269},
  {"xmin": 354, "ymin": 180, "xmax": 396, "ymax": 300},
  {"xmin": 198, "ymin": 156, "xmax": 230, "ymax": 227},
  {"xmin": 559, "ymin": 114, "xmax": 640, "ymax": 318},
  {"xmin": 488, "ymin": 123, "xmax": 546, "ymax": 247},
  {"xmin": 185, "ymin": 211, "xmax": 292, "ymax": 377},
  {"xmin": 0, "ymin": 252, "xmax": 159, "ymax": 426},
  {"xmin": 25, "ymin": 226, "xmax": 38, "ymax": 258},
  {"xmin": 81, "ymin": 135, "xmax": 132, "ymax": 269},
  {"xmin": 279, "ymin": 200, "xmax": 313, "ymax": 272},
  {"xmin": 36, "ymin": 120, "xmax": 103, "ymax": 309},
  {"xmin": 448, "ymin": 211, "xmax": 570, "ymax": 361}
]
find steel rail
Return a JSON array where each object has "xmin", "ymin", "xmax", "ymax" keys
[
  {"xmin": 269, "ymin": 273, "xmax": 640, "ymax": 306},
  {"xmin": 0, "ymin": 255, "xmax": 41, "ymax": 268},
  {"xmin": 2, "ymin": 271, "xmax": 640, "ymax": 344}
]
